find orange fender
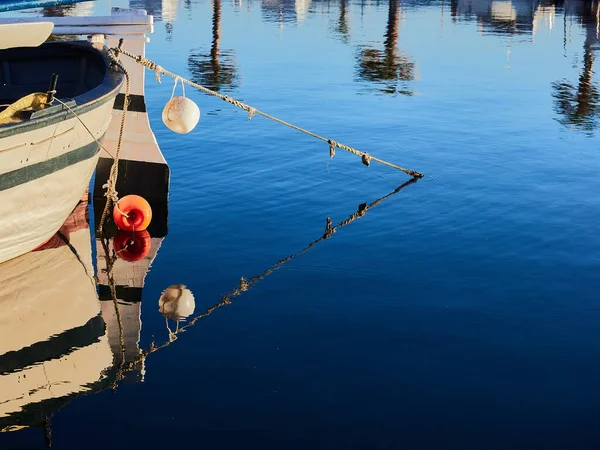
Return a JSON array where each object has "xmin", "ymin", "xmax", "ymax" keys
[{"xmin": 113, "ymin": 195, "xmax": 152, "ymax": 231}]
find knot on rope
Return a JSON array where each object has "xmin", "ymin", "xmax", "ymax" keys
[
  {"xmin": 239, "ymin": 277, "xmax": 250, "ymax": 291},
  {"xmin": 130, "ymin": 53, "xmax": 165, "ymax": 83},
  {"xmin": 140, "ymin": 56, "xmax": 165, "ymax": 83},
  {"xmin": 328, "ymin": 140, "xmax": 337, "ymax": 159},
  {"xmin": 361, "ymin": 153, "xmax": 372, "ymax": 167},
  {"xmin": 247, "ymin": 107, "xmax": 256, "ymax": 120},
  {"xmin": 102, "ymin": 180, "xmax": 131, "ymax": 219},
  {"xmin": 101, "ymin": 182, "xmax": 119, "ymax": 204},
  {"xmin": 358, "ymin": 202, "xmax": 367, "ymax": 216},
  {"xmin": 154, "ymin": 65, "xmax": 165, "ymax": 83},
  {"xmin": 324, "ymin": 217, "xmax": 335, "ymax": 238}
]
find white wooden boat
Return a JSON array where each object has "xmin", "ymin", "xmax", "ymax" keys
[{"xmin": 0, "ymin": 27, "xmax": 124, "ymax": 264}]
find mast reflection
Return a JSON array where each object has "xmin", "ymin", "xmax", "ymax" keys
[
  {"xmin": 336, "ymin": 0, "xmax": 351, "ymax": 42},
  {"xmin": 188, "ymin": 0, "xmax": 240, "ymax": 92},
  {"xmin": 355, "ymin": 0, "xmax": 416, "ymax": 95},
  {"xmin": 552, "ymin": 0, "xmax": 600, "ymax": 133}
]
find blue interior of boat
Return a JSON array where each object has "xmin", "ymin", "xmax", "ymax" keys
[
  {"xmin": 0, "ymin": 41, "xmax": 124, "ymax": 137},
  {"xmin": 0, "ymin": 42, "xmax": 106, "ymax": 108}
]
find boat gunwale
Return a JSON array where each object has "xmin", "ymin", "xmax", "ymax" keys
[{"xmin": 0, "ymin": 40, "xmax": 124, "ymax": 141}]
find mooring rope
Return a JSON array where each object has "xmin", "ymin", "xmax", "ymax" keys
[
  {"xmin": 113, "ymin": 44, "xmax": 423, "ymax": 179},
  {"xmin": 99, "ymin": 231, "xmax": 127, "ymax": 390},
  {"xmin": 98, "ymin": 51, "xmax": 132, "ymax": 232}
]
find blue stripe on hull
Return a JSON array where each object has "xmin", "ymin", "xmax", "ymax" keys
[{"xmin": 0, "ymin": 139, "xmax": 100, "ymax": 192}]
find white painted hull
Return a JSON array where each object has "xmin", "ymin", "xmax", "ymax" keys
[{"xmin": 0, "ymin": 99, "xmax": 114, "ymax": 264}]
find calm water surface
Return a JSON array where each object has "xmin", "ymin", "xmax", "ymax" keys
[{"xmin": 2, "ymin": 0, "xmax": 600, "ymax": 448}]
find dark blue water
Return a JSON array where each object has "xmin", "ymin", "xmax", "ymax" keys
[{"xmin": 2, "ymin": 0, "xmax": 600, "ymax": 448}]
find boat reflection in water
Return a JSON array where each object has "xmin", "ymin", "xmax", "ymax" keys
[
  {"xmin": 0, "ymin": 199, "xmax": 112, "ymax": 436},
  {"xmin": 0, "ymin": 196, "xmax": 163, "ymax": 439}
]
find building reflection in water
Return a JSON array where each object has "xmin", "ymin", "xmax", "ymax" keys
[
  {"xmin": 188, "ymin": 0, "xmax": 240, "ymax": 92},
  {"xmin": 130, "ymin": 0, "xmax": 180, "ymax": 38},
  {"xmin": 449, "ymin": 0, "xmax": 595, "ymax": 43},
  {"xmin": 355, "ymin": 0, "xmax": 416, "ymax": 95},
  {"xmin": 130, "ymin": 0, "xmax": 167, "ymax": 21},
  {"xmin": 121, "ymin": 0, "xmax": 600, "ymax": 119},
  {"xmin": 120, "ymin": 0, "xmax": 600, "ymax": 125},
  {"xmin": 451, "ymin": 0, "xmax": 542, "ymax": 34},
  {"xmin": 448, "ymin": 0, "xmax": 600, "ymax": 132},
  {"xmin": 41, "ymin": 1, "xmax": 94, "ymax": 17},
  {"xmin": 41, "ymin": 4, "xmax": 78, "ymax": 17},
  {"xmin": 296, "ymin": 0, "xmax": 311, "ymax": 21},
  {"xmin": 261, "ymin": 0, "xmax": 303, "ymax": 24}
]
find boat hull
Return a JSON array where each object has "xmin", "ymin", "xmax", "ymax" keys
[
  {"xmin": 0, "ymin": 40, "xmax": 124, "ymax": 264},
  {"xmin": 0, "ymin": 99, "xmax": 114, "ymax": 264}
]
